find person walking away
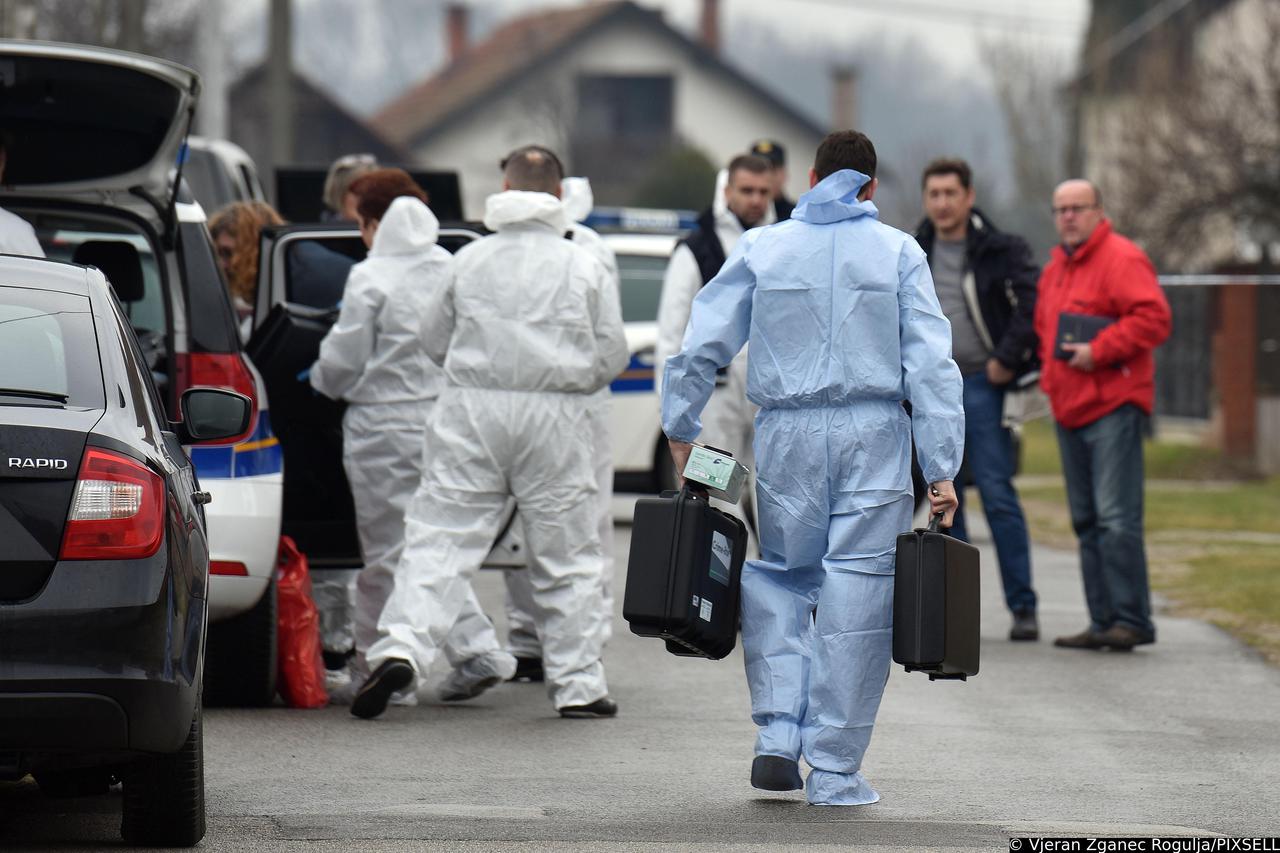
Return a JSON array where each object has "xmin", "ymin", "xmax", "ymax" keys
[
  {"xmin": 1036, "ymin": 179, "xmax": 1171, "ymax": 652},
  {"xmin": 657, "ymin": 154, "xmax": 774, "ymax": 547},
  {"xmin": 663, "ymin": 130, "xmax": 963, "ymax": 805},
  {"xmin": 749, "ymin": 138, "xmax": 795, "ymax": 220},
  {"xmin": 503, "ymin": 172, "xmax": 620, "ymax": 684},
  {"xmin": 353, "ymin": 146, "xmax": 628, "ymax": 720},
  {"xmin": 915, "ymin": 157, "xmax": 1041, "ymax": 641},
  {"xmin": 310, "ymin": 170, "xmax": 517, "ymax": 704}
]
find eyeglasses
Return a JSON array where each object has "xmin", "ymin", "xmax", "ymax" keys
[{"xmin": 1051, "ymin": 203, "xmax": 1099, "ymax": 218}]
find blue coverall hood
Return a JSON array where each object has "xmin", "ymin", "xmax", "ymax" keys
[{"xmin": 792, "ymin": 169, "xmax": 877, "ymax": 225}]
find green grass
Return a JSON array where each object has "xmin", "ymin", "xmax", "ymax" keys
[
  {"xmin": 1179, "ymin": 545, "xmax": 1280, "ymax": 627},
  {"xmin": 1018, "ymin": 479, "xmax": 1280, "ymax": 535},
  {"xmin": 1018, "ymin": 418, "xmax": 1247, "ymax": 480}
]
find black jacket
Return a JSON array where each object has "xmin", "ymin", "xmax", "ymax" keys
[{"xmin": 915, "ymin": 208, "xmax": 1041, "ymax": 378}]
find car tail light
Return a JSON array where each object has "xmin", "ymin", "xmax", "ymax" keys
[
  {"xmin": 176, "ymin": 352, "xmax": 258, "ymax": 444},
  {"xmin": 60, "ymin": 448, "xmax": 165, "ymax": 560},
  {"xmin": 210, "ymin": 560, "xmax": 248, "ymax": 576}
]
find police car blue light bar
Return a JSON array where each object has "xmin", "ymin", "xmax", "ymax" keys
[{"xmin": 584, "ymin": 207, "xmax": 699, "ymax": 233}]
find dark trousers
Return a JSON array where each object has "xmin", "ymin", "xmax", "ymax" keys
[
  {"xmin": 949, "ymin": 372, "xmax": 1037, "ymax": 614},
  {"xmin": 1055, "ymin": 404, "xmax": 1155, "ymax": 638}
]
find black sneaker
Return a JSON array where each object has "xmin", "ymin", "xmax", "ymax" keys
[
  {"xmin": 751, "ymin": 755, "xmax": 803, "ymax": 791},
  {"xmin": 558, "ymin": 697, "xmax": 618, "ymax": 719},
  {"xmin": 1010, "ymin": 609, "xmax": 1039, "ymax": 642},
  {"xmin": 351, "ymin": 658, "xmax": 414, "ymax": 719},
  {"xmin": 509, "ymin": 656, "xmax": 545, "ymax": 683}
]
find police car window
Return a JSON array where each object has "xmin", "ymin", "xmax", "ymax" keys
[
  {"xmin": 0, "ymin": 287, "xmax": 104, "ymax": 409},
  {"xmin": 616, "ymin": 254, "xmax": 667, "ymax": 323}
]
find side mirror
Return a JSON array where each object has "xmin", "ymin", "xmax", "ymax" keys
[{"xmin": 176, "ymin": 388, "xmax": 252, "ymax": 444}]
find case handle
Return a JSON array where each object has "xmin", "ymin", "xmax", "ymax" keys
[{"xmin": 927, "ymin": 512, "xmax": 945, "ymax": 533}]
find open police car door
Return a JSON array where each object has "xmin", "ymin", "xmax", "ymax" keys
[{"xmin": 246, "ymin": 224, "xmax": 527, "ymax": 570}]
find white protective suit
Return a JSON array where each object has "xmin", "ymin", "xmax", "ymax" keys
[
  {"xmin": 0, "ymin": 206, "xmax": 44, "ymax": 256},
  {"xmin": 656, "ymin": 169, "xmax": 773, "ymax": 539},
  {"xmin": 662, "ymin": 170, "xmax": 964, "ymax": 805},
  {"xmin": 310, "ymin": 196, "xmax": 514, "ymax": 692},
  {"xmin": 504, "ymin": 176, "xmax": 620, "ymax": 662},
  {"xmin": 369, "ymin": 190, "xmax": 629, "ymax": 709}
]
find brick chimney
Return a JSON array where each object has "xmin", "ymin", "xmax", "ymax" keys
[
  {"xmin": 700, "ymin": 0, "xmax": 720, "ymax": 55},
  {"xmin": 447, "ymin": 3, "xmax": 469, "ymax": 64},
  {"xmin": 831, "ymin": 65, "xmax": 858, "ymax": 130}
]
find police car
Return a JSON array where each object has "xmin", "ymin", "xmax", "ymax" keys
[{"xmin": 587, "ymin": 208, "xmax": 696, "ymax": 493}]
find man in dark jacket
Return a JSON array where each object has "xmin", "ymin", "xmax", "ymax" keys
[{"xmin": 916, "ymin": 158, "xmax": 1041, "ymax": 641}]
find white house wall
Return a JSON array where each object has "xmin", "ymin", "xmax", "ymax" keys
[{"xmin": 407, "ymin": 20, "xmax": 825, "ymax": 218}]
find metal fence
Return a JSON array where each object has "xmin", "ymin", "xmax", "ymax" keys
[{"xmin": 1153, "ymin": 275, "xmax": 1280, "ymax": 421}]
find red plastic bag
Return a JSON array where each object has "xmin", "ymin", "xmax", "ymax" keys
[{"xmin": 275, "ymin": 536, "xmax": 328, "ymax": 708}]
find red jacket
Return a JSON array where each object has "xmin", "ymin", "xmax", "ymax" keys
[{"xmin": 1034, "ymin": 219, "xmax": 1171, "ymax": 429}]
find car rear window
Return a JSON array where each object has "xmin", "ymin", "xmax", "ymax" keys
[
  {"xmin": 0, "ymin": 286, "xmax": 104, "ymax": 408},
  {"xmin": 617, "ymin": 253, "xmax": 667, "ymax": 323}
]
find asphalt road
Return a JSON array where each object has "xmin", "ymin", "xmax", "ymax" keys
[{"xmin": 3, "ymin": 500, "xmax": 1279, "ymax": 851}]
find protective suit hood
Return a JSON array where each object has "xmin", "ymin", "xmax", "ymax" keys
[
  {"xmin": 792, "ymin": 169, "xmax": 877, "ymax": 225},
  {"xmin": 483, "ymin": 190, "xmax": 570, "ymax": 234},
  {"xmin": 371, "ymin": 196, "xmax": 440, "ymax": 257},
  {"xmin": 560, "ymin": 177, "xmax": 594, "ymax": 224}
]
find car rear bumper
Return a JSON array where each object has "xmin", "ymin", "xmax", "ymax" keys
[
  {"xmin": 0, "ymin": 550, "xmax": 205, "ymax": 761},
  {"xmin": 0, "ymin": 675, "xmax": 195, "ymax": 754}
]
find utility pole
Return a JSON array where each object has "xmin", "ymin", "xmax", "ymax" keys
[
  {"xmin": 267, "ymin": 0, "xmax": 294, "ymax": 175},
  {"xmin": 196, "ymin": 0, "xmax": 228, "ymax": 139}
]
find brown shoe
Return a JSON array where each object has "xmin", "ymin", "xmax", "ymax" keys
[
  {"xmin": 1096, "ymin": 625, "xmax": 1154, "ymax": 651},
  {"xmin": 1053, "ymin": 628, "xmax": 1106, "ymax": 650}
]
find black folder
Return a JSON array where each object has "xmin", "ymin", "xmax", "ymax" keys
[{"xmin": 1054, "ymin": 312, "xmax": 1115, "ymax": 360}]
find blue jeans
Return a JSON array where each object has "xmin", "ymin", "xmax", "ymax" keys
[
  {"xmin": 1055, "ymin": 404, "xmax": 1155, "ymax": 638},
  {"xmin": 949, "ymin": 372, "xmax": 1037, "ymax": 614}
]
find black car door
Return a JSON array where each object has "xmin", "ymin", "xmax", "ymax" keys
[{"xmin": 246, "ymin": 225, "xmax": 483, "ymax": 568}]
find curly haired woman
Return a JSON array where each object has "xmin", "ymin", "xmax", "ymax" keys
[{"xmin": 209, "ymin": 200, "xmax": 284, "ymax": 329}]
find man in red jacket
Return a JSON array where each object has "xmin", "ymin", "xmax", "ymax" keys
[{"xmin": 1035, "ymin": 179, "xmax": 1171, "ymax": 651}]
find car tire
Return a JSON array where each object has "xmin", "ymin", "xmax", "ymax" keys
[
  {"xmin": 120, "ymin": 704, "xmax": 205, "ymax": 847},
  {"xmin": 33, "ymin": 767, "xmax": 115, "ymax": 798},
  {"xmin": 654, "ymin": 438, "xmax": 680, "ymax": 494},
  {"xmin": 204, "ymin": 578, "xmax": 278, "ymax": 707}
]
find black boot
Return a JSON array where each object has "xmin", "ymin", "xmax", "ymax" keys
[
  {"xmin": 351, "ymin": 658, "xmax": 414, "ymax": 719},
  {"xmin": 1009, "ymin": 609, "xmax": 1039, "ymax": 641},
  {"xmin": 751, "ymin": 755, "xmax": 803, "ymax": 791}
]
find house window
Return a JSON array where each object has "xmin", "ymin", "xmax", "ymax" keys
[{"xmin": 572, "ymin": 75, "xmax": 674, "ymax": 204}]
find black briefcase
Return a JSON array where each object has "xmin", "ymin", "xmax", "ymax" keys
[
  {"xmin": 893, "ymin": 514, "xmax": 980, "ymax": 680},
  {"xmin": 623, "ymin": 485, "xmax": 747, "ymax": 660}
]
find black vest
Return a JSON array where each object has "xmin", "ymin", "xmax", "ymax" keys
[
  {"xmin": 678, "ymin": 209, "xmax": 732, "ymax": 381},
  {"xmin": 680, "ymin": 208, "xmax": 727, "ymax": 287}
]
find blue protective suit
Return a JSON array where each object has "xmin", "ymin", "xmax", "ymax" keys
[{"xmin": 661, "ymin": 169, "xmax": 964, "ymax": 805}]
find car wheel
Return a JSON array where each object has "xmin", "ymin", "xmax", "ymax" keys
[
  {"xmin": 654, "ymin": 438, "xmax": 680, "ymax": 494},
  {"xmin": 204, "ymin": 577, "xmax": 278, "ymax": 707},
  {"xmin": 120, "ymin": 704, "xmax": 206, "ymax": 847},
  {"xmin": 33, "ymin": 767, "xmax": 115, "ymax": 798}
]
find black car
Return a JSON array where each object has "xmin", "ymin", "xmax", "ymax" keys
[{"xmin": 0, "ymin": 255, "xmax": 251, "ymax": 847}]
